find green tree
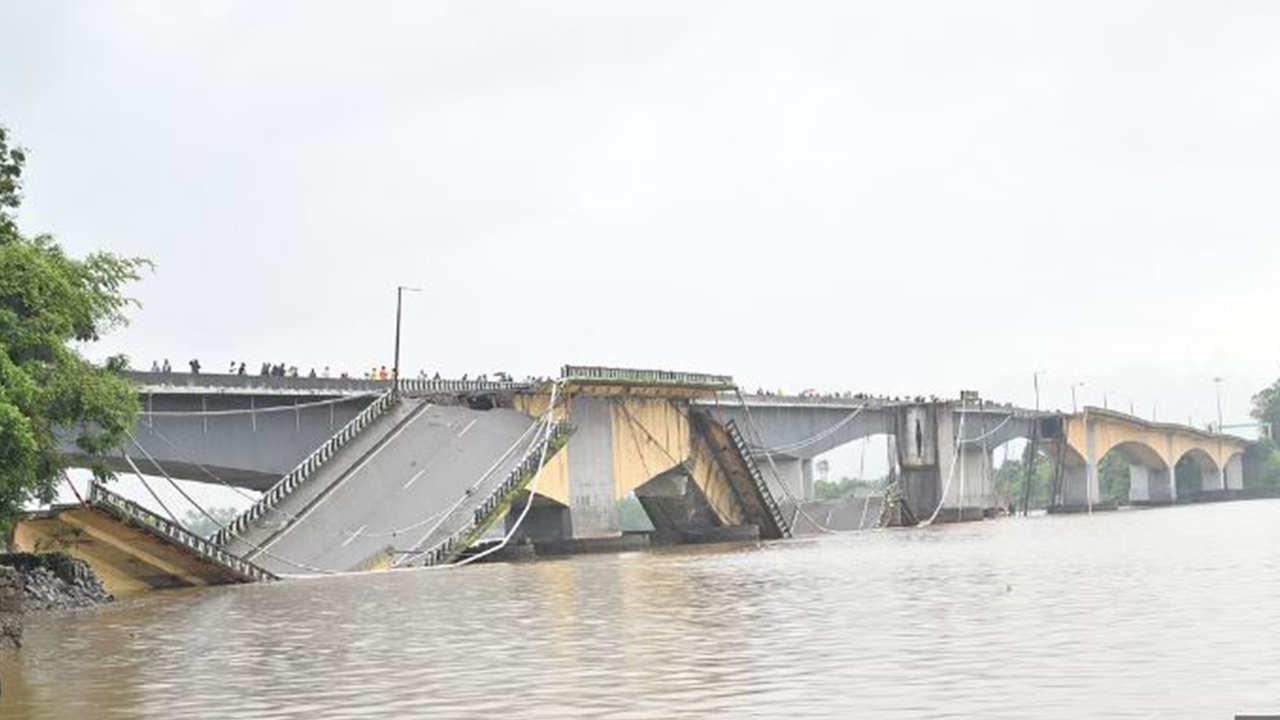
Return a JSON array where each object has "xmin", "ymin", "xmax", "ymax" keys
[
  {"xmin": 1248, "ymin": 374, "xmax": 1280, "ymax": 488},
  {"xmin": 813, "ymin": 477, "xmax": 880, "ymax": 500},
  {"xmin": 0, "ymin": 124, "xmax": 148, "ymax": 530},
  {"xmin": 1252, "ymin": 376, "xmax": 1280, "ymax": 438},
  {"xmin": 1097, "ymin": 452, "xmax": 1131, "ymax": 503},
  {"xmin": 993, "ymin": 454, "xmax": 1054, "ymax": 509}
]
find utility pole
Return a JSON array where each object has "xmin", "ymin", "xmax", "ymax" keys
[
  {"xmin": 1021, "ymin": 371, "xmax": 1045, "ymax": 516},
  {"xmin": 1070, "ymin": 382, "xmax": 1084, "ymax": 414},
  {"xmin": 1212, "ymin": 376, "xmax": 1224, "ymax": 433},
  {"xmin": 392, "ymin": 285, "xmax": 423, "ymax": 399}
]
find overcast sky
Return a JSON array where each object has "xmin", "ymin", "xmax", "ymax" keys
[{"xmin": 3, "ymin": 0, "xmax": 1278, "ymax": 446}]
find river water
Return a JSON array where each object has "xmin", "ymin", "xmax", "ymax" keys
[{"xmin": 3, "ymin": 500, "xmax": 1279, "ymax": 719}]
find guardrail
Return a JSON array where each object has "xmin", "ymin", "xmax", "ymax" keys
[
  {"xmin": 396, "ymin": 377, "xmax": 533, "ymax": 394},
  {"xmin": 725, "ymin": 420, "xmax": 792, "ymax": 539},
  {"xmin": 562, "ymin": 365, "xmax": 734, "ymax": 390},
  {"xmin": 86, "ymin": 482, "xmax": 276, "ymax": 582},
  {"xmin": 212, "ymin": 390, "xmax": 397, "ymax": 547},
  {"xmin": 125, "ymin": 371, "xmax": 535, "ymax": 397},
  {"xmin": 411, "ymin": 420, "xmax": 573, "ymax": 568}
]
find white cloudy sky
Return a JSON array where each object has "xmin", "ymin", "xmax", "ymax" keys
[{"xmin": 3, "ymin": 2, "xmax": 1279, "ymax": 498}]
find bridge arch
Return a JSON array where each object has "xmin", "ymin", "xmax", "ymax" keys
[
  {"xmin": 1096, "ymin": 440, "xmax": 1172, "ymax": 505},
  {"xmin": 1174, "ymin": 448, "xmax": 1222, "ymax": 496}
]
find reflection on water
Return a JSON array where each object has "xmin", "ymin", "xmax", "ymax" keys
[{"xmin": 3, "ymin": 500, "xmax": 1279, "ymax": 719}]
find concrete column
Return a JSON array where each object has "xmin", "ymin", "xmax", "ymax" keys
[
  {"xmin": 1060, "ymin": 464, "xmax": 1089, "ymax": 507},
  {"xmin": 1164, "ymin": 435, "xmax": 1178, "ymax": 502},
  {"xmin": 956, "ymin": 445, "xmax": 993, "ymax": 517},
  {"xmin": 1225, "ymin": 454, "xmax": 1244, "ymax": 490},
  {"xmin": 1128, "ymin": 464, "xmax": 1150, "ymax": 502},
  {"xmin": 896, "ymin": 404, "xmax": 943, "ymax": 522},
  {"xmin": 1083, "ymin": 418, "xmax": 1100, "ymax": 506},
  {"xmin": 766, "ymin": 457, "xmax": 806, "ymax": 502},
  {"xmin": 565, "ymin": 397, "xmax": 620, "ymax": 538},
  {"xmin": 1203, "ymin": 465, "xmax": 1225, "ymax": 492},
  {"xmin": 1148, "ymin": 467, "xmax": 1174, "ymax": 502}
]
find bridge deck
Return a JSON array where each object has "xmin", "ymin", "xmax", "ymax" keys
[{"xmin": 229, "ymin": 399, "xmax": 541, "ymax": 575}]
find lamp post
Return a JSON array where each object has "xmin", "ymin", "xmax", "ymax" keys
[
  {"xmin": 1032, "ymin": 370, "xmax": 1045, "ymax": 413},
  {"xmin": 1212, "ymin": 376, "xmax": 1224, "ymax": 433},
  {"xmin": 392, "ymin": 285, "xmax": 423, "ymax": 398},
  {"xmin": 1070, "ymin": 382, "xmax": 1085, "ymax": 414}
]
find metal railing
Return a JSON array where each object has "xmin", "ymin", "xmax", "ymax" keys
[
  {"xmin": 213, "ymin": 390, "xmax": 397, "ymax": 547},
  {"xmin": 726, "ymin": 420, "xmax": 792, "ymax": 539},
  {"xmin": 86, "ymin": 482, "xmax": 276, "ymax": 582},
  {"xmin": 411, "ymin": 420, "xmax": 572, "ymax": 568},
  {"xmin": 562, "ymin": 365, "xmax": 734, "ymax": 390},
  {"xmin": 396, "ymin": 377, "xmax": 533, "ymax": 395}
]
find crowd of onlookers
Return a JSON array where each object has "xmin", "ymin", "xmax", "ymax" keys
[
  {"xmin": 145, "ymin": 359, "xmax": 529, "ymax": 384},
  {"xmin": 750, "ymin": 388, "xmax": 1014, "ymax": 407}
]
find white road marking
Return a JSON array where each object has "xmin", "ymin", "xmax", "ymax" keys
[
  {"xmin": 340, "ymin": 525, "xmax": 367, "ymax": 548},
  {"xmin": 456, "ymin": 419, "xmax": 477, "ymax": 438},
  {"xmin": 250, "ymin": 402, "xmax": 434, "ymax": 558},
  {"xmin": 403, "ymin": 467, "xmax": 429, "ymax": 490}
]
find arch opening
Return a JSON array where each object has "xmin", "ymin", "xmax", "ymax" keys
[
  {"xmin": 1098, "ymin": 441, "xmax": 1172, "ymax": 504},
  {"xmin": 989, "ymin": 437, "xmax": 1084, "ymax": 513},
  {"xmin": 792, "ymin": 432, "xmax": 896, "ymax": 532},
  {"xmin": 1174, "ymin": 448, "xmax": 1222, "ymax": 497}
]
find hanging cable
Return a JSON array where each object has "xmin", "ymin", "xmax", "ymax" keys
[
  {"xmin": 751, "ymin": 405, "xmax": 866, "ymax": 456},
  {"xmin": 955, "ymin": 414, "xmax": 1014, "ymax": 447},
  {"xmin": 731, "ymin": 388, "xmax": 837, "ymax": 535},
  {"xmin": 125, "ymin": 436, "xmax": 341, "ymax": 575},
  {"xmin": 917, "ymin": 410, "xmax": 966, "ymax": 527},
  {"xmin": 452, "ymin": 379, "xmax": 563, "ymax": 567},
  {"xmin": 121, "ymin": 452, "xmax": 183, "ymax": 525},
  {"xmin": 395, "ymin": 382, "xmax": 566, "ymax": 567},
  {"xmin": 137, "ymin": 393, "xmax": 378, "ymax": 418},
  {"xmin": 129, "ymin": 435, "xmax": 224, "ymax": 531}
]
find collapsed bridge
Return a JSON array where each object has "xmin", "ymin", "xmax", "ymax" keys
[
  {"xmin": 23, "ymin": 367, "xmax": 788, "ymax": 590},
  {"xmin": 18, "ymin": 367, "xmax": 1247, "ymax": 593}
]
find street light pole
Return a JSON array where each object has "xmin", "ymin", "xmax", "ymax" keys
[
  {"xmin": 1070, "ymin": 382, "xmax": 1084, "ymax": 414},
  {"xmin": 392, "ymin": 285, "xmax": 423, "ymax": 398},
  {"xmin": 1212, "ymin": 376, "xmax": 1224, "ymax": 433},
  {"xmin": 1032, "ymin": 371, "xmax": 1045, "ymax": 413}
]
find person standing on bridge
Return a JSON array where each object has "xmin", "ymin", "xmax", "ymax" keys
[
  {"xmin": 161, "ymin": 358, "xmax": 171, "ymax": 373},
  {"xmin": 237, "ymin": 362, "xmax": 246, "ymax": 375},
  {"xmin": 189, "ymin": 358, "xmax": 201, "ymax": 375},
  {"xmin": 150, "ymin": 360, "xmax": 160, "ymax": 372},
  {"xmin": 378, "ymin": 365, "xmax": 388, "ymax": 380}
]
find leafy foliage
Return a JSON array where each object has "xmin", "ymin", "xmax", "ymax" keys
[
  {"xmin": 1097, "ymin": 452, "xmax": 1131, "ymax": 503},
  {"xmin": 1248, "ymin": 374, "xmax": 1280, "ymax": 488},
  {"xmin": 993, "ymin": 453, "xmax": 1053, "ymax": 509},
  {"xmin": 814, "ymin": 477, "xmax": 882, "ymax": 500},
  {"xmin": 0, "ymin": 125, "xmax": 25, "ymax": 235},
  {"xmin": 0, "ymin": 124, "xmax": 148, "ymax": 528}
]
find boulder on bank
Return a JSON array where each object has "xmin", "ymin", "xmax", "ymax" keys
[{"xmin": 0, "ymin": 553, "xmax": 114, "ymax": 647}]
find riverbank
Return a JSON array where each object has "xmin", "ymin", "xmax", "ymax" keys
[{"xmin": 0, "ymin": 553, "xmax": 113, "ymax": 649}]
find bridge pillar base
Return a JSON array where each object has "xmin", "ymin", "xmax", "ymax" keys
[
  {"xmin": 1129, "ymin": 464, "xmax": 1151, "ymax": 503},
  {"xmin": 507, "ymin": 502, "xmax": 572, "ymax": 543},
  {"xmin": 1225, "ymin": 454, "xmax": 1244, "ymax": 490}
]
